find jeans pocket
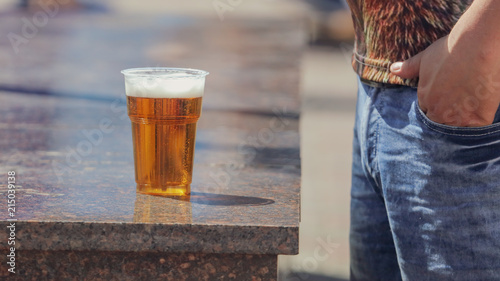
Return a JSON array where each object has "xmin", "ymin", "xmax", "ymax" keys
[{"xmin": 414, "ymin": 102, "xmax": 500, "ymax": 138}]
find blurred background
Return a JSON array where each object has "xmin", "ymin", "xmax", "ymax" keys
[{"xmin": 0, "ymin": 0, "xmax": 357, "ymax": 279}]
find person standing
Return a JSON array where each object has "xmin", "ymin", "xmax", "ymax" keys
[{"xmin": 346, "ymin": 0, "xmax": 500, "ymax": 280}]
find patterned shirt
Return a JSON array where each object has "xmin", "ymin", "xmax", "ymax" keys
[{"xmin": 346, "ymin": 0, "xmax": 473, "ymax": 86}]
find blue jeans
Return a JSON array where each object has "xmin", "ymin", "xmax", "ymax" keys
[{"xmin": 350, "ymin": 78, "xmax": 500, "ymax": 281}]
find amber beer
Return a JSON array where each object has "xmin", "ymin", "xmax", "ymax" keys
[{"xmin": 122, "ymin": 68, "xmax": 208, "ymax": 196}]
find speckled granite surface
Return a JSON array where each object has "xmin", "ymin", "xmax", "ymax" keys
[
  {"xmin": 0, "ymin": 93, "xmax": 299, "ymax": 254},
  {"xmin": 0, "ymin": 221, "xmax": 297, "ymax": 254},
  {"xmin": 0, "ymin": 251, "xmax": 277, "ymax": 281},
  {"xmin": 0, "ymin": 5, "xmax": 304, "ymax": 280}
]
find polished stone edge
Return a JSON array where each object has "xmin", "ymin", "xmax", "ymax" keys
[
  {"xmin": 0, "ymin": 221, "xmax": 298, "ymax": 255},
  {"xmin": 0, "ymin": 250, "xmax": 277, "ymax": 281}
]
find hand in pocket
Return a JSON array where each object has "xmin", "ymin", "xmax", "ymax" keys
[{"xmin": 390, "ymin": 31, "xmax": 500, "ymax": 127}]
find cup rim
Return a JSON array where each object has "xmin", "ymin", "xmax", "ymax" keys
[{"xmin": 121, "ymin": 67, "xmax": 209, "ymax": 79}]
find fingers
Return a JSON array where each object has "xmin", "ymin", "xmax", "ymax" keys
[{"xmin": 390, "ymin": 51, "xmax": 424, "ymax": 79}]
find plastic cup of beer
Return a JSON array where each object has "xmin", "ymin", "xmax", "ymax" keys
[{"xmin": 121, "ymin": 67, "xmax": 208, "ymax": 196}]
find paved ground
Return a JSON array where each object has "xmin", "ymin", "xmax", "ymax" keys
[{"xmin": 279, "ymin": 44, "xmax": 357, "ymax": 280}]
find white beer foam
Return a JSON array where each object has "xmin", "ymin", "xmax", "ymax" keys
[{"xmin": 125, "ymin": 75, "xmax": 205, "ymax": 98}]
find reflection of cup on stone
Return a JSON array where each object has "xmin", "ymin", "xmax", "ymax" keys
[
  {"xmin": 122, "ymin": 67, "xmax": 209, "ymax": 197},
  {"xmin": 133, "ymin": 193, "xmax": 192, "ymax": 224}
]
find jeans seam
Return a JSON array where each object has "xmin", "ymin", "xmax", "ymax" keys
[
  {"xmin": 374, "ymin": 116, "xmax": 382, "ymax": 188},
  {"xmin": 371, "ymin": 87, "xmax": 383, "ymax": 190},
  {"xmin": 425, "ymin": 124, "xmax": 500, "ymax": 137}
]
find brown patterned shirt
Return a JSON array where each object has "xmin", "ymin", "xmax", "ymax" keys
[{"xmin": 346, "ymin": 0, "xmax": 473, "ymax": 86}]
